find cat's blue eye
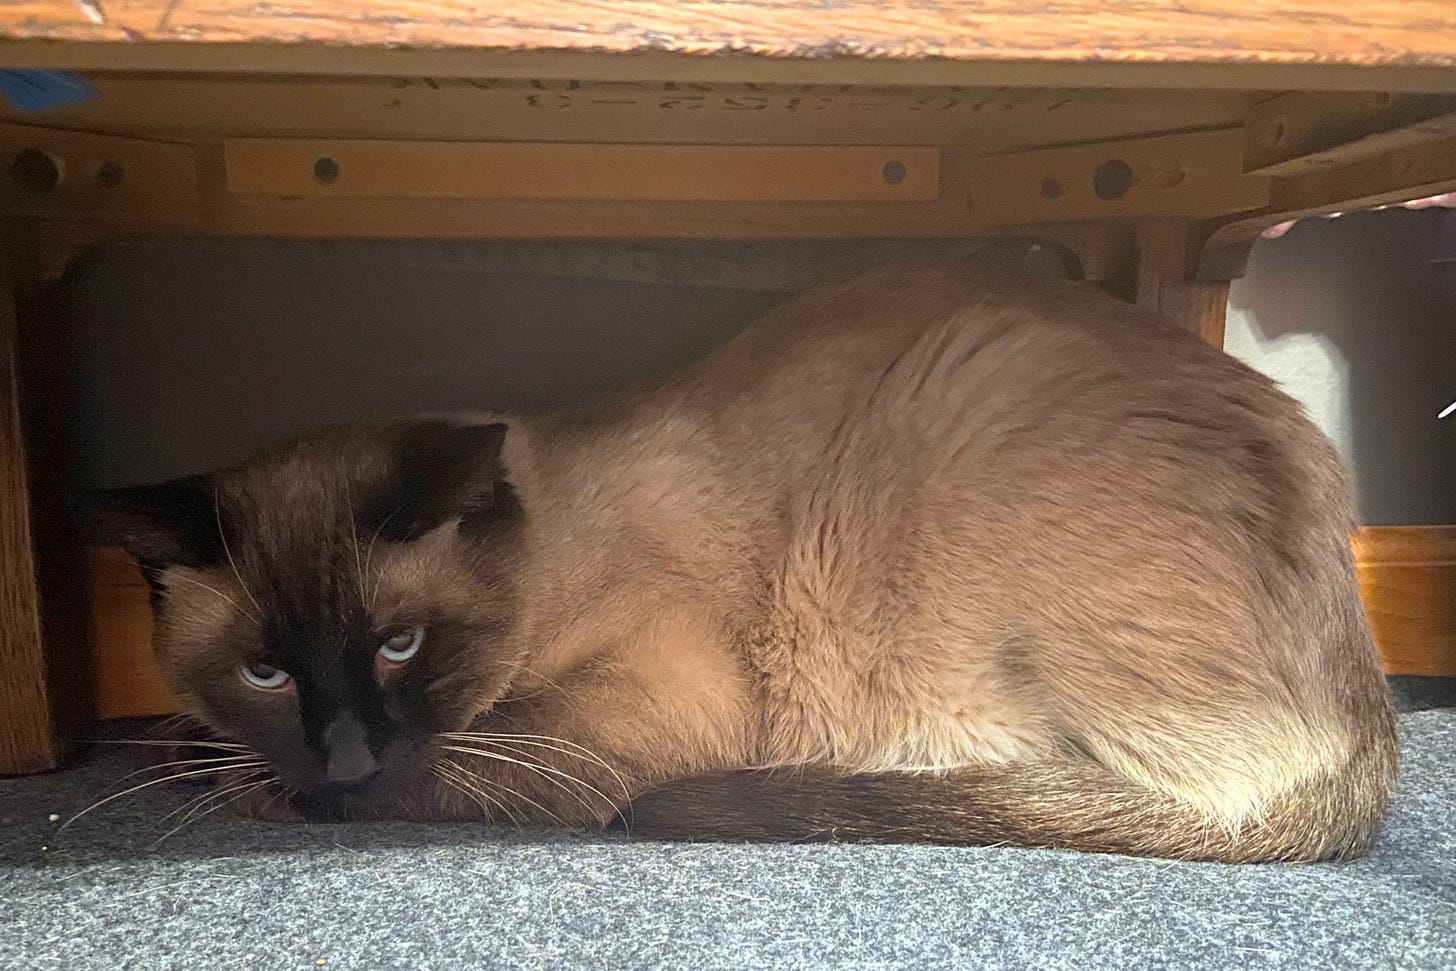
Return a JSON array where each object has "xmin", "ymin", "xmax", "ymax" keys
[
  {"xmin": 378, "ymin": 626, "xmax": 424, "ymax": 663},
  {"xmin": 240, "ymin": 662, "xmax": 291, "ymax": 690}
]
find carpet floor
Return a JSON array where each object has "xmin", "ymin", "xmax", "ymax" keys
[{"xmin": 2, "ymin": 708, "xmax": 1452, "ymax": 970}]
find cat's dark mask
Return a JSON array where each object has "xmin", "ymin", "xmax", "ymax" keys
[{"xmin": 71, "ymin": 420, "xmax": 526, "ymax": 816}]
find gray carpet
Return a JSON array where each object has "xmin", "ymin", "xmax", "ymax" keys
[{"xmin": 3, "ymin": 710, "xmax": 1453, "ymax": 971}]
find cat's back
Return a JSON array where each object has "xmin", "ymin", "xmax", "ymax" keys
[
  {"xmin": 731, "ymin": 266, "xmax": 1382, "ymax": 778},
  {"xmin": 694, "ymin": 266, "xmax": 1241, "ymax": 412},
  {"xmin": 746, "ymin": 264, "xmax": 1353, "ymax": 581},
  {"xmin": 690, "ymin": 266, "xmax": 1337, "ymax": 503}
]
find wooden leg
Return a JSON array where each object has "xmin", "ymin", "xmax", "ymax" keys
[
  {"xmin": 0, "ymin": 240, "xmax": 91, "ymax": 774},
  {"xmin": 0, "ymin": 257, "xmax": 58, "ymax": 772},
  {"xmin": 1135, "ymin": 220, "xmax": 1231, "ymax": 349}
]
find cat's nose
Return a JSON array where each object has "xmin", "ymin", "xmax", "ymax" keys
[{"xmin": 322, "ymin": 712, "xmax": 381, "ymax": 786}]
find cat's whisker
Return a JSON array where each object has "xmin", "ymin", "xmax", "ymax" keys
[
  {"xmin": 152, "ymin": 777, "xmax": 248, "ymax": 829},
  {"xmin": 430, "ymin": 764, "xmax": 473, "ymax": 814},
  {"xmin": 59, "ymin": 761, "xmax": 269, "ymax": 835},
  {"xmin": 436, "ymin": 745, "xmax": 608, "ymax": 821},
  {"xmin": 477, "ymin": 776, "xmax": 566, "ymax": 828},
  {"xmin": 490, "ymin": 687, "xmax": 554, "ymax": 704},
  {"xmin": 89, "ymin": 738, "xmax": 253, "ymax": 752},
  {"xmin": 440, "ymin": 732, "xmax": 631, "ymax": 803},
  {"xmin": 165, "ymin": 572, "xmax": 260, "ymax": 627},
  {"xmin": 113, "ymin": 752, "xmax": 264, "ymax": 786},
  {"xmin": 154, "ymin": 768, "xmax": 270, "ymax": 828},
  {"xmin": 369, "ymin": 568, "xmax": 385, "ymax": 617},
  {"xmin": 435, "ymin": 749, "xmax": 567, "ymax": 826},
  {"xmin": 489, "ymin": 739, "xmax": 620, "ymax": 803},
  {"xmin": 435, "ymin": 759, "xmax": 520, "ymax": 826},
  {"xmin": 214, "ymin": 483, "xmax": 265, "ymax": 624},
  {"xmin": 144, "ymin": 713, "xmax": 201, "ymax": 738},
  {"xmin": 440, "ymin": 730, "xmax": 606, "ymax": 763},
  {"xmin": 433, "ymin": 768, "xmax": 491, "ymax": 822},
  {"xmin": 496, "ymin": 660, "xmax": 572, "ymax": 699},
  {"xmin": 441, "ymin": 743, "xmax": 609, "ymax": 820},
  {"xmin": 256, "ymin": 783, "xmax": 297, "ymax": 821},
  {"xmin": 436, "ymin": 751, "xmax": 608, "ymax": 826},
  {"xmin": 497, "ymin": 754, "xmax": 615, "ymax": 826},
  {"xmin": 339, "ymin": 467, "xmax": 369, "ymax": 612},
  {"xmin": 439, "ymin": 733, "xmax": 628, "ymax": 803},
  {"xmin": 154, "ymin": 777, "xmax": 278, "ymax": 844},
  {"xmin": 434, "ymin": 760, "xmax": 510, "ymax": 824},
  {"xmin": 365, "ymin": 504, "xmax": 404, "ymax": 614}
]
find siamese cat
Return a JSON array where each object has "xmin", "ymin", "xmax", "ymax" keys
[{"xmin": 78, "ymin": 267, "xmax": 1397, "ymax": 862}]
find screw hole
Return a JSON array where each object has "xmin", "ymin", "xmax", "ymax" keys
[
  {"xmin": 882, "ymin": 160, "xmax": 907, "ymax": 186},
  {"xmin": 1092, "ymin": 159, "xmax": 1134, "ymax": 201},
  {"xmin": 11, "ymin": 149, "xmax": 60, "ymax": 198},
  {"xmin": 314, "ymin": 157, "xmax": 340, "ymax": 185},
  {"xmin": 1039, "ymin": 176, "xmax": 1062, "ymax": 199},
  {"xmin": 95, "ymin": 160, "xmax": 125, "ymax": 189}
]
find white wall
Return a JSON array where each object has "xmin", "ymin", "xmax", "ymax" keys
[{"xmin": 1225, "ymin": 209, "xmax": 1456, "ymax": 525}]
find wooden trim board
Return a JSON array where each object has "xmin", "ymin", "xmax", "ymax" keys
[
  {"xmin": 0, "ymin": 124, "xmax": 199, "ymax": 226},
  {"xmin": 223, "ymin": 142, "xmax": 941, "ymax": 203},
  {"xmin": 1353, "ymin": 527, "xmax": 1456, "ymax": 678},
  {"xmin": 84, "ymin": 527, "xmax": 1456, "ymax": 719},
  {"xmin": 0, "ymin": 124, "xmax": 1262, "ymax": 234}
]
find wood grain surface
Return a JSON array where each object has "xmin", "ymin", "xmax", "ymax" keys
[
  {"xmin": 1354, "ymin": 527, "xmax": 1456, "ymax": 678},
  {"xmin": 84, "ymin": 547, "xmax": 177, "ymax": 718},
  {"xmin": 1135, "ymin": 221, "xmax": 1231, "ymax": 347},
  {"xmin": 1, "ymin": 1, "xmax": 1455, "ymax": 71},
  {"xmin": 0, "ymin": 254, "xmax": 55, "ymax": 773}
]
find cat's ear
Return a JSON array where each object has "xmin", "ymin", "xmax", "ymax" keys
[
  {"xmin": 68, "ymin": 474, "xmax": 224, "ymax": 568},
  {"xmin": 377, "ymin": 421, "xmax": 520, "ymax": 541}
]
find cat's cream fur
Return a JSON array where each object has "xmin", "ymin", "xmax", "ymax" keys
[{"xmin": 88, "ymin": 267, "xmax": 1397, "ymax": 861}]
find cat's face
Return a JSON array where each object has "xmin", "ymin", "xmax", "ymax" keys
[{"xmin": 77, "ymin": 421, "xmax": 527, "ymax": 817}]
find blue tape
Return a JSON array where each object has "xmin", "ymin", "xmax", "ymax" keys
[{"xmin": 0, "ymin": 69, "xmax": 96, "ymax": 111}]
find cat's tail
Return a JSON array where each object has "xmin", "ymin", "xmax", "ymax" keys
[{"xmin": 615, "ymin": 736, "xmax": 1395, "ymax": 863}]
